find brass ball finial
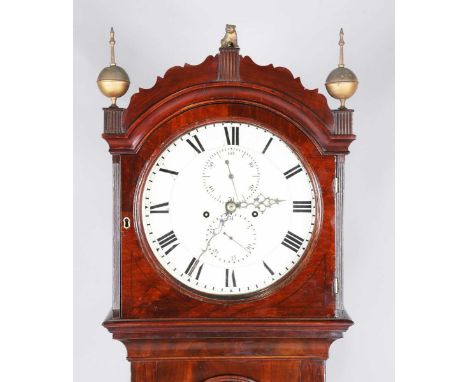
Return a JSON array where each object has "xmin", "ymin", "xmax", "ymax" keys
[
  {"xmin": 325, "ymin": 28, "xmax": 358, "ymax": 109},
  {"xmin": 97, "ymin": 27, "xmax": 130, "ymax": 107}
]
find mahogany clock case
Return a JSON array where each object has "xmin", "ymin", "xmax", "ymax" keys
[
  {"xmin": 100, "ymin": 47, "xmax": 355, "ymax": 382},
  {"xmin": 102, "ymin": 52, "xmax": 355, "ymax": 320}
]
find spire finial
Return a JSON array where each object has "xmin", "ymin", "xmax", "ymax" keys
[
  {"xmin": 97, "ymin": 27, "xmax": 130, "ymax": 107},
  {"xmin": 325, "ymin": 28, "xmax": 359, "ymax": 109},
  {"xmin": 338, "ymin": 28, "xmax": 345, "ymax": 68},
  {"xmin": 109, "ymin": 27, "xmax": 116, "ymax": 66}
]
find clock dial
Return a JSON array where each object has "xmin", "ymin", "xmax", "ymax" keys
[{"xmin": 141, "ymin": 122, "xmax": 318, "ymax": 297}]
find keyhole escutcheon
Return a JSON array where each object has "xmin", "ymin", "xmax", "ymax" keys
[{"xmin": 122, "ymin": 217, "xmax": 131, "ymax": 230}]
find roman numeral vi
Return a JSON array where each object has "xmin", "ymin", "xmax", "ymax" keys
[{"xmin": 225, "ymin": 269, "xmax": 237, "ymax": 287}]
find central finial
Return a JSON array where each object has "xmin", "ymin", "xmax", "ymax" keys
[
  {"xmin": 109, "ymin": 27, "xmax": 116, "ymax": 66},
  {"xmin": 220, "ymin": 24, "xmax": 239, "ymax": 48},
  {"xmin": 217, "ymin": 25, "xmax": 240, "ymax": 81},
  {"xmin": 338, "ymin": 28, "xmax": 345, "ymax": 67}
]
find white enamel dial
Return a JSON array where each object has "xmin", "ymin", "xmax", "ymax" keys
[{"xmin": 140, "ymin": 122, "xmax": 318, "ymax": 297}]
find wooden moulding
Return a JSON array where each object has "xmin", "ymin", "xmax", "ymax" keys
[
  {"xmin": 103, "ymin": 315, "xmax": 353, "ymax": 361},
  {"xmin": 103, "ymin": 314, "xmax": 352, "ymax": 381},
  {"xmin": 103, "ymin": 314, "xmax": 353, "ymax": 343}
]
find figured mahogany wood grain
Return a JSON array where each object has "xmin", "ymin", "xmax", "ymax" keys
[
  {"xmin": 128, "ymin": 360, "xmax": 325, "ymax": 382},
  {"xmin": 127, "ymin": 359, "xmax": 327, "ymax": 382}
]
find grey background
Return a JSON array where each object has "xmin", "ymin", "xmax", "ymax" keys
[{"xmin": 75, "ymin": 0, "xmax": 394, "ymax": 381}]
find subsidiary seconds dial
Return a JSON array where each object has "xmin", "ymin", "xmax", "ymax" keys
[
  {"xmin": 202, "ymin": 147, "xmax": 260, "ymax": 203},
  {"xmin": 140, "ymin": 122, "xmax": 319, "ymax": 298}
]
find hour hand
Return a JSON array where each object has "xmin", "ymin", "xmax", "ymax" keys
[{"xmin": 237, "ymin": 193, "xmax": 285, "ymax": 213}]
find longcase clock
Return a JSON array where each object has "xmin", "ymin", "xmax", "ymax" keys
[{"xmin": 98, "ymin": 26, "xmax": 358, "ymax": 382}]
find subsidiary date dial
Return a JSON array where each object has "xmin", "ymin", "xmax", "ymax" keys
[
  {"xmin": 207, "ymin": 213, "xmax": 256, "ymax": 264},
  {"xmin": 140, "ymin": 122, "xmax": 319, "ymax": 298}
]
